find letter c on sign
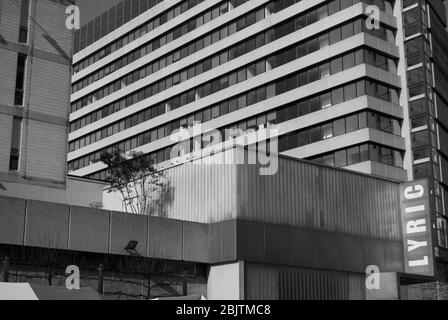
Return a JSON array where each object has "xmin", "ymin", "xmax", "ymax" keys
[{"xmin": 404, "ymin": 185, "xmax": 424, "ymax": 200}]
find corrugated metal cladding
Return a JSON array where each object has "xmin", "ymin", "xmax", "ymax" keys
[
  {"xmin": 149, "ymin": 159, "xmax": 238, "ymax": 223},
  {"xmin": 237, "ymin": 151, "xmax": 402, "ymax": 241},
  {"xmin": 245, "ymin": 263, "xmax": 365, "ymax": 300},
  {"xmin": 150, "ymin": 147, "xmax": 401, "ymax": 241}
]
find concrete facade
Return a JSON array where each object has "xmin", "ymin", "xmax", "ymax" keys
[{"xmin": 0, "ymin": 0, "xmax": 73, "ymax": 189}]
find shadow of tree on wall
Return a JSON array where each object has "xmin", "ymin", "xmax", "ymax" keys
[{"xmin": 146, "ymin": 176, "xmax": 175, "ymax": 218}]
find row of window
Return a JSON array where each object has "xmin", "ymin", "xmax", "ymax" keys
[
  {"xmin": 70, "ymin": 14, "xmax": 396, "ymax": 132},
  {"xmin": 84, "ymin": 140, "xmax": 403, "ymax": 182},
  {"xmin": 75, "ymin": 0, "xmax": 183, "ymax": 56},
  {"xmin": 68, "ymin": 47, "xmax": 397, "ymax": 151},
  {"xmin": 73, "ymin": 0, "xmax": 243, "ymax": 77},
  {"xmin": 71, "ymin": 0, "xmax": 395, "ymax": 112},
  {"xmin": 73, "ymin": 0, "xmax": 242, "ymax": 92},
  {"xmin": 72, "ymin": 0, "xmax": 388, "ymax": 92},
  {"xmin": 309, "ymin": 143, "xmax": 404, "ymax": 168},
  {"xmin": 71, "ymin": 0, "xmax": 260, "ymax": 96},
  {"xmin": 68, "ymin": 78, "xmax": 400, "ymax": 171},
  {"xmin": 277, "ymin": 111, "xmax": 401, "ymax": 154}
]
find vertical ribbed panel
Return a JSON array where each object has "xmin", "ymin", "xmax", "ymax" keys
[
  {"xmin": 148, "ymin": 148, "xmax": 400, "ymax": 240},
  {"xmin": 237, "ymin": 152, "xmax": 401, "ymax": 241},
  {"xmin": 245, "ymin": 263, "xmax": 365, "ymax": 300},
  {"xmin": 245, "ymin": 263, "xmax": 279, "ymax": 300},
  {"xmin": 150, "ymin": 162, "xmax": 238, "ymax": 223}
]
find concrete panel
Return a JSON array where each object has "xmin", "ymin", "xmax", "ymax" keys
[
  {"xmin": 110, "ymin": 211, "xmax": 148, "ymax": 257},
  {"xmin": 317, "ymin": 233, "xmax": 344, "ymax": 270},
  {"xmin": 69, "ymin": 206, "xmax": 110, "ymax": 254},
  {"xmin": 183, "ymin": 221, "xmax": 209, "ymax": 263},
  {"xmin": 336, "ymin": 235, "xmax": 364, "ymax": 272},
  {"xmin": 207, "ymin": 262, "xmax": 244, "ymax": 300},
  {"xmin": 209, "ymin": 222, "xmax": 222, "ymax": 264},
  {"xmin": 209, "ymin": 220, "xmax": 237, "ymax": 263},
  {"xmin": 236, "ymin": 220, "xmax": 265, "ymax": 263},
  {"xmin": 25, "ymin": 200, "xmax": 70, "ymax": 250},
  {"xmin": 362, "ymin": 239, "xmax": 386, "ymax": 271},
  {"xmin": 383, "ymin": 241, "xmax": 405, "ymax": 272},
  {"xmin": 0, "ymin": 196, "xmax": 26, "ymax": 245},
  {"xmin": 290, "ymin": 228, "xmax": 320, "ymax": 268},
  {"xmin": 148, "ymin": 216, "xmax": 182, "ymax": 260},
  {"xmin": 265, "ymin": 224, "xmax": 293, "ymax": 266}
]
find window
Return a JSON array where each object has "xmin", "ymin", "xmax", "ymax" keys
[
  {"xmin": 322, "ymin": 123, "xmax": 333, "ymax": 139},
  {"xmin": 318, "ymin": 33, "xmax": 329, "ymax": 49},
  {"xmin": 329, "ymin": 28, "xmax": 341, "ymax": 45},
  {"xmin": 344, "ymin": 83, "xmax": 357, "ymax": 101},
  {"xmin": 346, "ymin": 114, "xmax": 359, "ymax": 133},
  {"xmin": 309, "ymin": 67, "xmax": 319, "ymax": 82},
  {"xmin": 329, "ymin": 0, "xmax": 340, "ymax": 15},
  {"xmin": 19, "ymin": 0, "xmax": 30, "ymax": 43},
  {"xmin": 360, "ymin": 144, "xmax": 369, "ymax": 162},
  {"xmin": 335, "ymin": 150, "xmax": 347, "ymax": 167},
  {"xmin": 310, "ymin": 127, "xmax": 321, "ymax": 143},
  {"xmin": 317, "ymin": 6, "xmax": 328, "ymax": 20},
  {"xmin": 369, "ymin": 144, "xmax": 380, "ymax": 162},
  {"xmin": 330, "ymin": 56, "xmax": 343, "ymax": 74},
  {"xmin": 343, "ymin": 52, "xmax": 355, "ymax": 69},
  {"xmin": 332, "ymin": 87, "xmax": 344, "ymax": 105},
  {"xmin": 298, "ymin": 131, "xmax": 310, "ymax": 146},
  {"xmin": 321, "ymin": 92, "xmax": 332, "ymax": 108},
  {"xmin": 341, "ymin": 23, "xmax": 354, "ymax": 40},
  {"xmin": 333, "ymin": 118, "xmax": 346, "ymax": 136},
  {"xmin": 322, "ymin": 154, "xmax": 335, "ymax": 166},
  {"xmin": 380, "ymin": 147, "xmax": 393, "ymax": 166},
  {"xmin": 9, "ymin": 117, "xmax": 22, "ymax": 171},
  {"xmin": 320, "ymin": 63, "xmax": 330, "ymax": 79},
  {"xmin": 412, "ymin": 130, "xmax": 429, "ymax": 148},
  {"xmin": 14, "ymin": 53, "xmax": 27, "ymax": 106},
  {"xmin": 347, "ymin": 146, "xmax": 360, "ymax": 165}
]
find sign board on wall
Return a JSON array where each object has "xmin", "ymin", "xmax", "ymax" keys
[{"xmin": 400, "ymin": 179, "xmax": 435, "ymax": 277}]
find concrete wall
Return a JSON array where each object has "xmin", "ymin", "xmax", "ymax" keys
[
  {"xmin": 0, "ymin": 0, "xmax": 73, "ymax": 189},
  {"xmin": 0, "ymin": 176, "xmax": 105, "ymax": 208},
  {"xmin": 207, "ymin": 262, "xmax": 244, "ymax": 300},
  {"xmin": 0, "ymin": 195, "xmax": 210, "ymax": 263}
]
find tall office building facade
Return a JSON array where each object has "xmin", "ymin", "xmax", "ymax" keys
[{"xmin": 69, "ymin": 0, "xmax": 448, "ymax": 279}]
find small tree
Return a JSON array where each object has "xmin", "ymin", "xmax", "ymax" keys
[{"xmin": 100, "ymin": 148, "xmax": 165, "ymax": 215}]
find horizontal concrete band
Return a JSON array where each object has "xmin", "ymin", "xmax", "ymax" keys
[
  {"xmin": 0, "ymin": 172, "xmax": 66, "ymax": 190},
  {"xmin": 0, "ymin": 104, "xmax": 68, "ymax": 127},
  {"xmin": 210, "ymin": 220, "xmax": 404, "ymax": 275},
  {"xmin": 0, "ymin": 195, "xmax": 404, "ymax": 274}
]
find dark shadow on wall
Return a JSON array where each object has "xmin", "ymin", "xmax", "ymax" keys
[
  {"xmin": 0, "ymin": 34, "xmax": 7, "ymax": 45},
  {"xmin": 147, "ymin": 178, "xmax": 175, "ymax": 218}
]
